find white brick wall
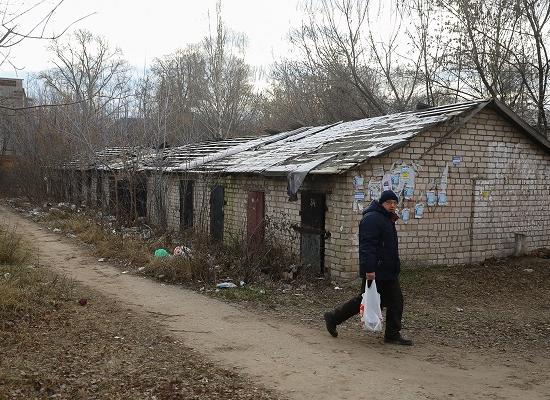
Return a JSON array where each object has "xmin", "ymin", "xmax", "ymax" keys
[
  {"xmin": 341, "ymin": 108, "xmax": 550, "ymax": 276},
  {"xmin": 141, "ymin": 108, "xmax": 550, "ymax": 279}
]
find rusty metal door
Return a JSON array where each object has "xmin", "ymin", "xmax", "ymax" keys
[
  {"xmin": 210, "ymin": 185, "xmax": 224, "ymax": 242},
  {"xmin": 300, "ymin": 192, "xmax": 326, "ymax": 273},
  {"xmin": 247, "ymin": 191, "xmax": 265, "ymax": 250}
]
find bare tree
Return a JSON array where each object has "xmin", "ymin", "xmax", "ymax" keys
[
  {"xmin": 151, "ymin": 47, "xmax": 205, "ymax": 144},
  {"xmin": 39, "ymin": 29, "xmax": 132, "ymax": 152},
  {"xmin": 400, "ymin": 0, "xmax": 550, "ymax": 135},
  {"xmin": 198, "ymin": 2, "xmax": 259, "ymax": 140},
  {"xmin": 0, "ymin": 0, "xmax": 91, "ymax": 70}
]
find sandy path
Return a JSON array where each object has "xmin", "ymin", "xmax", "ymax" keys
[{"xmin": 2, "ymin": 205, "xmax": 548, "ymax": 400}]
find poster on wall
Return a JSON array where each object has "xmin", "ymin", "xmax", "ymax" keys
[
  {"xmin": 352, "ymin": 176, "xmax": 366, "ymax": 211},
  {"xmin": 382, "ymin": 172, "xmax": 393, "ymax": 191},
  {"xmin": 440, "ymin": 164, "xmax": 449, "ymax": 191},
  {"xmin": 452, "ymin": 156, "xmax": 462, "ymax": 167},
  {"xmin": 426, "ymin": 190, "xmax": 436, "ymax": 206},
  {"xmin": 414, "ymin": 202, "xmax": 425, "ymax": 219},
  {"xmin": 437, "ymin": 191, "xmax": 448, "ymax": 206},
  {"xmin": 437, "ymin": 164, "xmax": 449, "ymax": 206},
  {"xmin": 400, "ymin": 165, "xmax": 416, "ymax": 200},
  {"xmin": 480, "ymin": 190, "xmax": 491, "ymax": 201},
  {"xmin": 391, "ymin": 168, "xmax": 401, "ymax": 188},
  {"xmin": 400, "ymin": 165, "xmax": 415, "ymax": 186},
  {"xmin": 353, "ymin": 175, "xmax": 364, "ymax": 190},
  {"xmin": 403, "ymin": 185, "xmax": 414, "ymax": 200},
  {"xmin": 368, "ymin": 179, "xmax": 381, "ymax": 201},
  {"xmin": 401, "ymin": 208, "xmax": 410, "ymax": 223}
]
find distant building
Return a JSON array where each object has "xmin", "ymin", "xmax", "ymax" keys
[{"xmin": 0, "ymin": 77, "xmax": 26, "ymax": 156}]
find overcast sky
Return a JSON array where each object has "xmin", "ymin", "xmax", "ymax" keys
[{"xmin": 0, "ymin": 0, "xmax": 303, "ymax": 83}]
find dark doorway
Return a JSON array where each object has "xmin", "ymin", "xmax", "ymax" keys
[
  {"xmin": 96, "ymin": 172, "xmax": 103, "ymax": 208},
  {"xmin": 86, "ymin": 171, "xmax": 92, "ymax": 205},
  {"xmin": 180, "ymin": 180, "xmax": 194, "ymax": 230},
  {"xmin": 300, "ymin": 192, "xmax": 326, "ymax": 273},
  {"xmin": 108, "ymin": 176, "xmax": 116, "ymax": 214},
  {"xmin": 63, "ymin": 171, "xmax": 72, "ymax": 202},
  {"xmin": 74, "ymin": 171, "xmax": 82, "ymax": 204},
  {"xmin": 210, "ymin": 185, "xmax": 224, "ymax": 242},
  {"xmin": 136, "ymin": 177, "xmax": 147, "ymax": 218},
  {"xmin": 116, "ymin": 179, "xmax": 132, "ymax": 219},
  {"xmin": 247, "ymin": 191, "xmax": 265, "ymax": 250}
]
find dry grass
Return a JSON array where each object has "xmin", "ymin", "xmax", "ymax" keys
[
  {"xmin": 0, "ymin": 223, "xmax": 75, "ymax": 331},
  {"xmin": 0, "ymin": 221, "xmax": 281, "ymax": 400},
  {"xmin": 41, "ymin": 210, "xmax": 155, "ymax": 269},
  {"xmin": 0, "ymin": 224, "xmax": 30, "ymax": 265},
  {"xmin": 34, "ymin": 206, "xmax": 302, "ymax": 286}
]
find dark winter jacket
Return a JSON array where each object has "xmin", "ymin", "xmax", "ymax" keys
[{"xmin": 359, "ymin": 200, "xmax": 400, "ymax": 280}]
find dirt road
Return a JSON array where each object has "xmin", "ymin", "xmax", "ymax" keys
[{"xmin": 2, "ymin": 205, "xmax": 548, "ymax": 400}]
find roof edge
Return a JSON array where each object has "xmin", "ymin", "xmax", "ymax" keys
[{"xmin": 488, "ymin": 99, "xmax": 550, "ymax": 154}]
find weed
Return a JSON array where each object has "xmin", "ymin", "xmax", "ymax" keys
[
  {"xmin": 0, "ymin": 224, "xmax": 29, "ymax": 265},
  {"xmin": 0, "ymin": 225, "xmax": 75, "ymax": 330}
]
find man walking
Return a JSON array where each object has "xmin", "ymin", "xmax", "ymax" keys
[{"xmin": 324, "ymin": 190, "xmax": 413, "ymax": 345}]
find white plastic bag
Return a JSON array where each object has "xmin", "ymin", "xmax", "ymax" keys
[{"xmin": 359, "ymin": 280, "xmax": 383, "ymax": 332}]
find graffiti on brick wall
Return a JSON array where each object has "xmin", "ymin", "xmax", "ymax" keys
[{"xmin": 489, "ymin": 142, "xmax": 547, "ymax": 182}]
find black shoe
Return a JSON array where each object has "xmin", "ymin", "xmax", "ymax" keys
[
  {"xmin": 324, "ymin": 312, "xmax": 338, "ymax": 338},
  {"xmin": 384, "ymin": 335, "xmax": 413, "ymax": 346}
]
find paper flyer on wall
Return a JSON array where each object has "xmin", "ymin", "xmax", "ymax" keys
[
  {"xmin": 426, "ymin": 190, "xmax": 436, "ymax": 206},
  {"xmin": 401, "ymin": 208, "xmax": 410, "ymax": 223},
  {"xmin": 382, "ymin": 172, "xmax": 392, "ymax": 191},
  {"xmin": 368, "ymin": 179, "xmax": 381, "ymax": 200},
  {"xmin": 353, "ymin": 175, "xmax": 364, "ymax": 190},
  {"xmin": 414, "ymin": 202, "xmax": 424, "ymax": 219}
]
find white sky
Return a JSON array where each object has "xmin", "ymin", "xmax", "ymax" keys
[{"xmin": 0, "ymin": 0, "xmax": 304, "ymax": 83}]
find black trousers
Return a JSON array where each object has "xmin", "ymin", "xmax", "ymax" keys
[{"xmin": 331, "ymin": 278, "xmax": 404, "ymax": 339}]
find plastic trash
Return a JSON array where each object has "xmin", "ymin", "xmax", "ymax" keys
[
  {"xmin": 154, "ymin": 248, "xmax": 170, "ymax": 257},
  {"xmin": 173, "ymin": 245, "xmax": 192, "ymax": 257},
  {"xmin": 216, "ymin": 282, "xmax": 237, "ymax": 289},
  {"xmin": 359, "ymin": 280, "xmax": 383, "ymax": 332}
]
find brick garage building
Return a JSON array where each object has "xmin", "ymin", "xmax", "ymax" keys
[
  {"xmin": 74, "ymin": 99, "xmax": 550, "ymax": 280},
  {"xmin": 140, "ymin": 99, "xmax": 550, "ymax": 279}
]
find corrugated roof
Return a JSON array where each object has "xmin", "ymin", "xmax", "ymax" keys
[
  {"xmin": 63, "ymin": 147, "xmax": 158, "ymax": 171},
  {"xmin": 176, "ymin": 99, "xmax": 484, "ymax": 175},
  {"xmin": 67, "ymin": 99, "xmax": 550, "ymax": 175}
]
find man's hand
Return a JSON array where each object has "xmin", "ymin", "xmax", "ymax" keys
[{"xmin": 366, "ymin": 272, "xmax": 375, "ymax": 280}]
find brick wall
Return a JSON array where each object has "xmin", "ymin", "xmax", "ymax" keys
[
  {"xmin": 145, "ymin": 171, "xmax": 355, "ymax": 277},
  {"xmin": 338, "ymin": 108, "xmax": 550, "ymax": 277},
  {"xmin": 142, "ymin": 107, "xmax": 550, "ymax": 280}
]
